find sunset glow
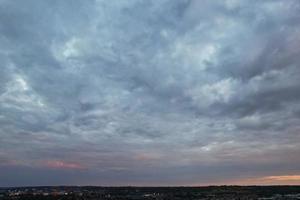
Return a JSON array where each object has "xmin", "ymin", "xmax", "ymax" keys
[{"xmin": 44, "ymin": 161, "xmax": 85, "ymax": 170}]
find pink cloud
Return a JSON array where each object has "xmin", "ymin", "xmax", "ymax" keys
[{"xmin": 44, "ymin": 160, "xmax": 85, "ymax": 170}]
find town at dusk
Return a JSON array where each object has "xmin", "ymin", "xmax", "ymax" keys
[{"xmin": 1, "ymin": 0, "xmax": 300, "ymax": 199}]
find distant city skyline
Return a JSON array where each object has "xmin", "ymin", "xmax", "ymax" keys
[{"xmin": 1, "ymin": 0, "xmax": 300, "ymax": 186}]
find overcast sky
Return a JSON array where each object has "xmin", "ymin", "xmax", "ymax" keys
[{"xmin": 1, "ymin": 0, "xmax": 300, "ymax": 186}]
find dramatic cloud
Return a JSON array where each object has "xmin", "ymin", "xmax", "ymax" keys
[{"xmin": 1, "ymin": 0, "xmax": 300, "ymax": 186}]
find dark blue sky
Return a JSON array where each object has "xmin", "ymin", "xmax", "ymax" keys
[{"xmin": 1, "ymin": 0, "xmax": 300, "ymax": 186}]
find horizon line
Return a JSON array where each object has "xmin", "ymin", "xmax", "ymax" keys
[{"xmin": 2, "ymin": 184, "xmax": 300, "ymax": 188}]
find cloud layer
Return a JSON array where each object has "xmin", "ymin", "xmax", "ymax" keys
[{"xmin": 1, "ymin": 0, "xmax": 300, "ymax": 186}]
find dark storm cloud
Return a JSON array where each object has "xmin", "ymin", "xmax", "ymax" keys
[{"xmin": 1, "ymin": 0, "xmax": 300, "ymax": 186}]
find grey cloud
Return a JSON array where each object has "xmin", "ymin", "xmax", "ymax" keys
[{"xmin": 1, "ymin": 0, "xmax": 300, "ymax": 186}]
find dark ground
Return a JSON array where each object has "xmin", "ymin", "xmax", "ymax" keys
[{"xmin": 1, "ymin": 186, "xmax": 300, "ymax": 200}]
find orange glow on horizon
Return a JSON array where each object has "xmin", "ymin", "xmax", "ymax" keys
[
  {"xmin": 263, "ymin": 175, "xmax": 300, "ymax": 182},
  {"xmin": 190, "ymin": 175, "xmax": 300, "ymax": 186},
  {"xmin": 222, "ymin": 175, "xmax": 300, "ymax": 186}
]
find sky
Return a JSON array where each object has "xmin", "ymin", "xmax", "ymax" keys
[{"xmin": 1, "ymin": 0, "xmax": 300, "ymax": 187}]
